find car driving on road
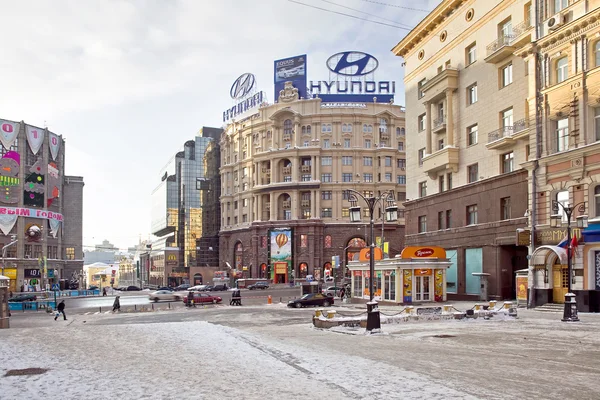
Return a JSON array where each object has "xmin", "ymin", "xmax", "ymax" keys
[
  {"xmin": 248, "ymin": 281, "xmax": 269, "ymax": 290},
  {"xmin": 148, "ymin": 290, "xmax": 184, "ymax": 302},
  {"xmin": 183, "ymin": 292, "xmax": 222, "ymax": 305},
  {"xmin": 287, "ymin": 293, "xmax": 333, "ymax": 308}
]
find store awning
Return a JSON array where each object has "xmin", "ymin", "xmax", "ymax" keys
[
  {"xmin": 582, "ymin": 223, "xmax": 600, "ymax": 243},
  {"xmin": 531, "ymin": 245, "xmax": 567, "ymax": 266}
]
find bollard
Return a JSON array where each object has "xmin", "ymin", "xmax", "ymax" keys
[
  {"xmin": 268, "ymin": 295, "xmax": 272, "ymax": 304},
  {"xmin": 489, "ymin": 300, "xmax": 497, "ymax": 309},
  {"xmin": 315, "ymin": 309, "xmax": 323, "ymax": 318},
  {"xmin": 152, "ymin": 304, "xmax": 154, "ymax": 311},
  {"xmin": 99, "ymin": 307, "xmax": 102, "ymax": 313},
  {"xmin": 406, "ymin": 306, "xmax": 415, "ymax": 315},
  {"xmin": 503, "ymin": 301, "xmax": 513, "ymax": 310},
  {"xmin": 474, "ymin": 304, "xmax": 480, "ymax": 311},
  {"xmin": 442, "ymin": 305, "xmax": 452, "ymax": 314},
  {"xmin": 326, "ymin": 310, "xmax": 336, "ymax": 319},
  {"xmin": 135, "ymin": 304, "xmax": 137, "ymax": 311},
  {"xmin": 168, "ymin": 302, "xmax": 171, "ymax": 309}
]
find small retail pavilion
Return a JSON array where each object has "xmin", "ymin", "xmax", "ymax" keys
[{"xmin": 347, "ymin": 246, "xmax": 451, "ymax": 304}]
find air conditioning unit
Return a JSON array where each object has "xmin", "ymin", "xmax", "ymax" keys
[
  {"xmin": 401, "ymin": 167, "xmax": 406, "ymax": 171},
  {"xmin": 546, "ymin": 13, "xmax": 564, "ymax": 31}
]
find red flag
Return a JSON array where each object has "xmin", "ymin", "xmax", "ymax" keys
[{"xmin": 570, "ymin": 235, "xmax": 579, "ymax": 257}]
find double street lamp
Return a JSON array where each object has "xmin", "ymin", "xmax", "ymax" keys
[
  {"xmin": 347, "ymin": 189, "xmax": 398, "ymax": 330},
  {"xmin": 550, "ymin": 201, "xmax": 587, "ymax": 322}
]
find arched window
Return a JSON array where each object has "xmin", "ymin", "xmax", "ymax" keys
[
  {"xmin": 396, "ymin": 127, "xmax": 401, "ymax": 136},
  {"xmin": 324, "ymin": 235, "xmax": 332, "ymax": 248},
  {"xmin": 595, "ymin": 186, "xmax": 600, "ymax": 217},
  {"xmin": 556, "ymin": 57, "xmax": 568, "ymax": 84},
  {"xmin": 379, "ymin": 118, "xmax": 387, "ymax": 133},
  {"xmin": 301, "ymin": 126, "xmax": 306, "ymax": 134},
  {"xmin": 307, "ymin": 125, "xmax": 311, "ymax": 134},
  {"xmin": 363, "ymin": 124, "xmax": 368, "ymax": 133},
  {"xmin": 283, "ymin": 119, "xmax": 293, "ymax": 135}
]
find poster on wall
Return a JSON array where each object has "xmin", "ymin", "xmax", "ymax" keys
[
  {"xmin": 26, "ymin": 125, "xmax": 45, "ymax": 154},
  {"xmin": 274, "ymin": 54, "xmax": 307, "ymax": 101},
  {"xmin": 0, "ymin": 120, "xmax": 20, "ymax": 149},
  {"xmin": 269, "ymin": 228, "xmax": 292, "ymax": 283}
]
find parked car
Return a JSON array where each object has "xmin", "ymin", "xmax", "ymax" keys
[
  {"xmin": 148, "ymin": 290, "xmax": 183, "ymax": 302},
  {"xmin": 88, "ymin": 285, "xmax": 99, "ymax": 291},
  {"xmin": 126, "ymin": 286, "xmax": 141, "ymax": 291},
  {"xmin": 248, "ymin": 281, "xmax": 269, "ymax": 290},
  {"xmin": 183, "ymin": 292, "xmax": 222, "ymax": 305},
  {"xmin": 202, "ymin": 285, "xmax": 214, "ymax": 291},
  {"xmin": 8, "ymin": 294, "xmax": 37, "ymax": 302},
  {"xmin": 210, "ymin": 284, "xmax": 228, "ymax": 291},
  {"xmin": 288, "ymin": 293, "xmax": 334, "ymax": 308},
  {"xmin": 188, "ymin": 285, "xmax": 207, "ymax": 292},
  {"xmin": 322, "ymin": 286, "xmax": 343, "ymax": 297},
  {"xmin": 157, "ymin": 286, "xmax": 174, "ymax": 292},
  {"xmin": 174, "ymin": 284, "xmax": 191, "ymax": 291}
]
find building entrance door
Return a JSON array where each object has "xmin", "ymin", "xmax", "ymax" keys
[
  {"xmin": 552, "ymin": 266, "xmax": 568, "ymax": 304},
  {"xmin": 414, "ymin": 275, "xmax": 431, "ymax": 302}
]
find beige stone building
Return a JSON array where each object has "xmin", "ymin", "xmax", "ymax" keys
[
  {"xmin": 219, "ymin": 88, "xmax": 406, "ymax": 283},
  {"xmin": 393, "ymin": 0, "xmax": 535, "ymax": 300}
]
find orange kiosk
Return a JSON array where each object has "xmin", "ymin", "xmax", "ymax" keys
[{"xmin": 347, "ymin": 246, "xmax": 451, "ymax": 304}]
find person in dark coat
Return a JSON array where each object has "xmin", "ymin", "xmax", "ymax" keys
[
  {"xmin": 230, "ymin": 289, "xmax": 242, "ymax": 306},
  {"xmin": 112, "ymin": 296, "xmax": 121, "ymax": 312},
  {"xmin": 102, "ymin": 287, "xmax": 107, "ymax": 296},
  {"xmin": 55, "ymin": 300, "xmax": 66, "ymax": 321}
]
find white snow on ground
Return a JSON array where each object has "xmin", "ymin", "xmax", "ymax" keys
[{"xmin": 0, "ymin": 320, "xmax": 477, "ymax": 400}]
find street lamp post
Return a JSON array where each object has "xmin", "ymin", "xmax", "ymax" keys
[
  {"xmin": 550, "ymin": 201, "xmax": 587, "ymax": 322},
  {"xmin": 348, "ymin": 189, "xmax": 398, "ymax": 331},
  {"xmin": 1, "ymin": 235, "xmax": 18, "ymax": 278}
]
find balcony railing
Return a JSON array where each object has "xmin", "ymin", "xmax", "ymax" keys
[
  {"xmin": 301, "ymin": 165, "xmax": 311, "ymax": 173},
  {"xmin": 486, "ymin": 34, "xmax": 516, "ymax": 55},
  {"xmin": 282, "ymin": 201, "xmax": 291, "ymax": 209},
  {"xmin": 433, "ymin": 115, "xmax": 446, "ymax": 130},
  {"xmin": 283, "ymin": 134, "xmax": 292, "ymax": 141},
  {"xmin": 487, "ymin": 118, "xmax": 533, "ymax": 143},
  {"xmin": 301, "ymin": 200, "xmax": 310, "ymax": 207},
  {"xmin": 282, "ymin": 167, "xmax": 291, "ymax": 175},
  {"xmin": 513, "ymin": 17, "xmax": 532, "ymax": 36}
]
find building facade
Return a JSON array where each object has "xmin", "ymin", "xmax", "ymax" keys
[
  {"xmin": 393, "ymin": 0, "xmax": 534, "ymax": 300},
  {"xmin": 219, "ymin": 91, "xmax": 406, "ymax": 283},
  {"xmin": 0, "ymin": 118, "xmax": 84, "ymax": 293},
  {"xmin": 150, "ymin": 127, "xmax": 222, "ymax": 287}
]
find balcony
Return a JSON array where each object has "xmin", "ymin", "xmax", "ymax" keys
[
  {"xmin": 422, "ymin": 147, "xmax": 459, "ymax": 179},
  {"xmin": 283, "ymin": 134, "xmax": 292, "ymax": 141},
  {"xmin": 432, "ymin": 115, "xmax": 446, "ymax": 133},
  {"xmin": 261, "ymin": 168, "xmax": 271, "ymax": 175},
  {"xmin": 486, "ymin": 118, "xmax": 534, "ymax": 149},
  {"xmin": 301, "ymin": 200, "xmax": 311, "ymax": 207},
  {"xmin": 301, "ymin": 165, "xmax": 311, "ymax": 173},
  {"xmin": 512, "ymin": 18, "xmax": 533, "ymax": 47},
  {"xmin": 485, "ymin": 35, "xmax": 516, "ymax": 64},
  {"xmin": 282, "ymin": 166, "xmax": 291, "ymax": 175},
  {"xmin": 421, "ymin": 68, "xmax": 459, "ymax": 102},
  {"xmin": 282, "ymin": 201, "xmax": 291, "ymax": 209}
]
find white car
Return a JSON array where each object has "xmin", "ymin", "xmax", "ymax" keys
[
  {"xmin": 188, "ymin": 285, "xmax": 207, "ymax": 292},
  {"xmin": 148, "ymin": 290, "xmax": 183, "ymax": 302},
  {"xmin": 322, "ymin": 286, "xmax": 343, "ymax": 297}
]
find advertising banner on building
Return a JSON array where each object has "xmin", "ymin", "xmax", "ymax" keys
[
  {"xmin": 274, "ymin": 54, "xmax": 307, "ymax": 101},
  {"xmin": 269, "ymin": 228, "xmax": 292, "ymax": 283}
]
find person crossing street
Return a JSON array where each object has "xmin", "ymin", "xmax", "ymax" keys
[{"xmin": 54, "ymin": 300, "xmax": 67, "ymax": 321}]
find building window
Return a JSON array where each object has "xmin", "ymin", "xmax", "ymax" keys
[
  {"xmin": 468, "ymin": 164, "xmax": 478, "ymax": 183},
  {"xmin": 379, "ymin": 118, "xmax": 388, "ymax": 133},
  {"xmin": 301, "ymin": 174, "xmax": 311, "ymax": 181},
  {"xmin": 283, "ymin": 210, "xmax": 291, "ymax": 220},
  {"xmin": 555, "ymin": 0, "xmax": 568, "ymax": 13},
  {"xmin": 466, "ymin": 42, "xmax": 477, "ymax": 65},
  {"xmin": 397, "ymin": 158, "xmax": 406, "ymax": 168},
  {"xmin": 321, "ymin": 208, "xmax": 332, "ymax": 218},
  {"xmin": 418, "ymin": 148, "xmax": 425, "ymax": 166},
  {"xmin": 557, "ymin": 118, "xmax": 569, "ymax": 152},
  {"xmin": 321, "ymin": 156, "xmax": 332, "ymax": 166},
  {"xmin": 467, "ymin": 204, "xmax": 478, "ymax": 225},
  {"xmin": 418, "ymin": 78, "xmax": 426, "ymax": 99},
  {"xmin": 65, "ymin": 247, "xmax": 75, "ymax": 260},
  {"xmin": 303, "ymin": 141, "xmax": 310, "ymax": 147},
  {"xmin": 418, "ymin": 216, "xmax": 427, "ymax": 233},
  {"xmin": 397, "ymin": 175, "xmax": 406, "ymax": 184},
  {"xmin": 397, "ymin": 141, "xmax": 404, "ymax": 151},
  {"xmin": 502, "ymin": 108, "xmax": 513, "ymax": 128},
  {"xmin": 342, "ymin": 156, "xmax": 353, "ymax": 166},
  {"xmin": 595, "ymin": 108, "xmax": 600, "ymax": 141},
  {"xmin": 556, "ymin": 57, "xmax": 568, "ymax": 84},
  {"xmin": 594, "ymin": 186, "xmax": 600, "ymax": 217},
  {"xmin": 344, "ymin": 138, "xmax": 351, "ymax": 148},
  {"xmin": 321, "ymin": 173, "xmax": 332, "ymax": 182},
  {"xmin": 438, "ymin": 211, "xmax": 444, "ymax": 230},
  {"xmin": 502, "ymin": 152, "xmax": 514, "ymax": 173},
  {"xmin": 418, "ymin": 114, "xmax": 426, "ymax": 132},
  {"xmin": 467, "ymin": 124, "xmax": 478, "ymax": 146},
  {"xmin": 384, "ymin": 156, "xmax": 392, "ymax": 167},
  {"xmin": 284, "ymin": 119, "xmax": 293, "ymax": 135},
  {"xmin": 242, "ymin": 214, "xmax": 248, "ymax": 223},
  {"xmin": 321, "ymin": 123, "xmax": 332, "ymax": 133},
  {"xmin": 364, "ymin": 156, "xmax": 373, "ymax": 166},
  {"xmin": 362, "ymin": 173, "xmax": 372, "ymax": 182},
  {"xmin": 556, "ymin": 190, "xmax": 569, "ymax": 222},
  {"xmin": 365, "ymin": 139, "xmax": 371, "ymax": 148},
  {"xmin": 321, "ymin": 191, "xmax": 332, "ymax": 200},
  {"xmin": 397, "ymin": 191, "xmax": 406, "ymax": 202},
  {"xmin": 447, "ymin": 173, "xmax": 452, "ymax": 190},
  {"xmin": 323, "ymin": 139, "xmax": 330, "ymax": 149},
  {"xmin": 446, "ymin": 210, "xmax": 452, "ymax": 228},
  {"xmin": 501, "ymin": 197, "xmax": 511, "ymax": 220},
  {"xmin": 234, "ymin": 201, "xmax": 238, "ymax": 210},
  {"xmin": 342, "ymin": 173, "xmax": 353, "ymax": 182},
  {"xmin": 439, "ymin": 175, "xmax": 445, "ymax": 192},
  {"xmin": 419, "ymin": 181, "xmax": 427, "ymax": 198},
  {"xmin": 501, "ymin": 63, "xmax": 513, "ymax": 87},
  {"xmin": 384, "ymin": 173, "xmax": 392, "ymax": 182},
  {"xmin": 467, "ymin": 83, "xmax": 478, "ymax": 105},
  {"xmin": 438, "ymin": 139, "xmax": 444, "ymax": 150},
  {"xmin": 594, "ymin": 41, "xmax": 600, "ymax": 68}
]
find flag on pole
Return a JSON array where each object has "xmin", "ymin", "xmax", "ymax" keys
[
  {"xmin": 557, "ymin": 235, "xmax": 569, "ymax": 248},
  {"xmin": 570, "ymin": 235, "xmax": 579, "ymax": 257}
]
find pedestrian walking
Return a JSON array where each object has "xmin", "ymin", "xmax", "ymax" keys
[
  {"xmin": 112, "ymin": 296, "xmax": 121, "ymax": 312},
  {"xmin": 54, "ymin": 300, "xmax": 67, "ymax": 321},
  {"xmin": 102, "ymin": 287, "xmax": 107, "ymax": 296},
  {"xmin": 340, "ymin": 287, "xmax": 346, "ymax": 301}
]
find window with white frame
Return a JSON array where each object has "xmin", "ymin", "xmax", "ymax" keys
[
  {"xmin": 344, "ymin": 138, "xmax": 351, "ymax": 148},
  {"xmin": 418, "ymin": 216, "xmax": 427, "ymax": 233},
  {"xmin": 321, "ymin": 156, "xmax": 332, "ymax": 166},
  {"xmin": 364, "ymin": 173, "xmax": 373, "ymax": 182},
  {"xmin": 364, "ymin": 139, "xmax": 371, "ymax": 148},
  {"xmin": 323, "ymin": 139, "xmax": 330, "ymax": 149},
  {"xmin": 501, "ymin": 63, "xmax": 513, "ymax": 87},
  {"xmin": 397, "ymin": 141, "xmax": 404, "ymax": 151},
  {"xmin": 385, "ymin": 173, "xmax": 392, "ymax": 182},
  {"xmin": 501, "ymin": 151, "xmax": 514, "ymax": 173},
  {"xmin": 555, "ymin": 0, "xmax": 568, "ymax": 13},
  {"xmin": 321, "ymin": 173, "xmax": 332, "ymax": 182},
  {"xmin": 466, "ymin": 42, "xmax": 477, "ymax": 65},
  {"xmin": 364, "ymin": 156, "xmax": 373, "ymax": 166},
  {"xmin": 418, "ymin": 78, "xmax": 426, "ymax": 99},
  {"xmin": 418, "ymin": 181, "xmax": 427, "ymax": 198},
  {"xmin": 467, "ymin": 83, "xmax": 478, "ymax": 105},
  {"xmin": 556, "ymin": 190, "xmax": 569, "ymax": 222},
  {"xmin": 397, "ymin": 175, "xmax": 406, "ymax": 184},
  {"xmin": 467, "ymin": 124, "xmax": 478, "ymax": 146},
  {"xmin": 468, "ymin": 163, "xmax": 478, "ymax": 183},
  {"xmin": 284, "ymin": 119, "xmax": 293, "ymax": 135},
  {"xmin": 556, "ymin": 118, "xmax": 569, "ymax": 152},
  {"xmin": 556, "ymin": 57, "xmax": 568, "ymax": 84},
  {"xmin": 342, "ymin": 173, "xmax": 352, "ymax": 182},
  {"xmin": 467, "ymin": 204, "xmax": 478, "ymax": 225},
  {"xmin": 321, "ymin": 191, "xmax": 332, "ymax": 200},
  {"xmin": 595, "ymin": 41, "xmax": 600, "ymax": 67},
  {"xmin": 595, "ymin": 108, "xmax": 600, "ymax": 141},
  {"xmin": 418, "ymin": 148, "xmax": 425, "ymax": 166},
  {"xmin": 502, "ymin": 108, "xmax": 513, "ymax": 129},
  {"xmin": 342, "ymin": 156, "xmax": 352, "ymax": 166},
  {"xmin": 321, "ymin": 123, "xmax": 332, "ymax": 133},
  {"xmin": 594, "ymin": 186, "xmax": 600, "ymax": 218},
  {"xmin": 379, "ymin": 118, "xmax": 387, "ymax": 133},
  {"xmin": 418, "ymin": 114, "xmax": 426, "ymax": 132}
]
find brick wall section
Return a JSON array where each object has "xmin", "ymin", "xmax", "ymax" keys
[
  {"xmin": 62, "ymin": 175, "xmax": 84, "ymax": 277},
  {"xmin": 403, "ymin": 170, "xmax": 529, "ymax": 299}
]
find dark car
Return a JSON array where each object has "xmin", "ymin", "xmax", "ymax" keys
[
  {"xmin": 8, "ymin": 294, "xmax": 37, "ymax": 302},
  {"xmin": 210, "ymin": 284, "xmax": 228, "ymax": 291},
  {"xmin": 157, "ymin": 286, "xmax": 174, "ymax": 292},
  {"xmin": 183, "ymin": 292, "xmax": 222, "ymax": 305},
  {"xmin": 248, "ymin": 281, "xmax": 269, "ymax": 290},
  {"xmin": 202, "ymin": 285, "xmax": 214, "ymax": 291},
  {"xmin": 126, "ymin": 286, "xmax": 141, "ymax": 291},
  {"xmin": 88, "ymin": 285, "xmax": 99, "ymax": 290},
  {"xmin": 174, "ymin": 284, "xmax": 191, "ymax": 291},
  {"xmin": 287, "ymin": 293, "xmax": 334, "ymax": 308}
]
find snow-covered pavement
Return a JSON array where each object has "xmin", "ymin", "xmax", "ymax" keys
[{"xmin": 2, "ymin": 305, "xmax": 600, "ymax": 399}]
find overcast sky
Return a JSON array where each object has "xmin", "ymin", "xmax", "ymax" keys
[{"xmin": 0, "ymin": 0, "xmax": 440, "ymax": 251}]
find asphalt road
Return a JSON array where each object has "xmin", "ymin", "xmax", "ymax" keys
[{"xmin": 57, "ymin": 286, "xmax": 304, "ymax": 312}]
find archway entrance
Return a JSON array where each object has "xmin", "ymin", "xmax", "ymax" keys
[
  {"xmin": 531, "ymin": 245, "xmax": 569, "ymax": 304},
  {"xmin": 193, "ymin": 273, "xmax": 203, "ymax": 286}
]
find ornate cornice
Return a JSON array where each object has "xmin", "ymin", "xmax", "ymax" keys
[{"xmin": 538, "ymin": 11, "xmax": 600, "ymax": 52}]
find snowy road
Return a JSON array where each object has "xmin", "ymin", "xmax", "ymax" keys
[{"xmin": 2, "ymin": 305, "xmax": 600, "ymax": 399}]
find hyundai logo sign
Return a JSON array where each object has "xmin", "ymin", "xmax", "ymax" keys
[
  {"xmin": 326, "ymin": 51, "xmax": 379, "ymax": 76},
  {"xmin": 230, "ymin": 73, "xmax": 256, "ymax": 99}
]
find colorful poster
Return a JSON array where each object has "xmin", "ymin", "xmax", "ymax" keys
[
  {"xmin": 516, "ymin": 276, "xmax": 528, "ymax": 301},
  {"xmin": 24, "ymin": 158, "xmax": 45, "ymax": 207},
  {"xmin": 274, "ymin": 54, "xmax": 307, "ymax": 101},
  {"xmin": 49, "ymin": 132, "xmax": 61, "ymax": 161},
  {"xmin": 0, "ymin": 120, "xmax": 20, "ymax": 149},
  {"xmin": 0, "ymin": 151, "xmax": 20, "ymax": 204},
  {"xmin": 26, "ymin": 125, "xmax": 45, "ymax": 154},
  {"xmin": 0, "ymin": 213, "xmax": 17, "ymax": 235},
  {"xmin": 269, "ymin": 229, "xmax": 292, "ymax": 282},
  {"xmin": 434, "ymin": 269, "xmax": 444, "ymax": 302},
  {"xmin": 403, "ymin": 269, "xmax": 412, "ymax": 303}
]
